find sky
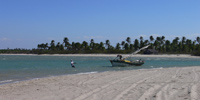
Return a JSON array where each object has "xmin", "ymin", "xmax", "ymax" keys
[{"xmin": 0, "ymin": 0, "xmax": 200, "ymax": 49}]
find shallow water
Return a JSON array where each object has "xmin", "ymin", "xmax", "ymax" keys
[{"xmin": 0, "ymin": 55, "xmax": 200, "ymax": 84}]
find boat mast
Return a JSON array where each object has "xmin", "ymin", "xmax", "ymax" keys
[{"xmin": 125, "ymin": 44, "xmax": 150, "ymax": 59}]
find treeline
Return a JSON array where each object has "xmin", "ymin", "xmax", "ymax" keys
[
  {"xmin": 1, "ymin": 36, "xmax": 200, "ymax": 56},
  {"xmin": 36, "ymin": 36, "xmax": 200, "ymax": 55},
  {"xmin": 0, "ymin": 48, "xmax": 32, "ymax": 54}
]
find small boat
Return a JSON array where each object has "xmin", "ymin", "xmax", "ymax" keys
[
  {"xmin": 110, "ymin": 45, "xmax": 150, "ymax": 67},
  {"xmin": 110, "ymin": 59, "xmax": 144, "ymax": 67}
]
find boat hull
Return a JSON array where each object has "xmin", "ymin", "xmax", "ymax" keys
[{"xmin": 110, "ymin": 60, "xmax": 144, "ymax": 67}]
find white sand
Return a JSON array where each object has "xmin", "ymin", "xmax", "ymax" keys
[{"xmin": 1, "ymin": 66, "xmax": 200, "ymax": 100}]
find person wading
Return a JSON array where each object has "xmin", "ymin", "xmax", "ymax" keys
[{"xmin": 71, "ymin": 59, "xmax": 75, "ymax": 68}]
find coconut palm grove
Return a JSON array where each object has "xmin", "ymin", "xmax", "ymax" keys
[{"xmin": 1, "ymin": 36, "xmax": 200, "ymax": 56}]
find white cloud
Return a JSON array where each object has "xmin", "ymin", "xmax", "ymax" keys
[
  {"xmin": 186, "ymin": 33, "xmax": 200, "ymax": 39},
  {"xmin": 150, "ymin": 34, "xmax": 162, "ymax": 37},
  {"xmin": 0, "ymin": 38, "xmax": 10, "ymax": 41},
  {"xmin": 152, "ymin": 33, "xmax": 200, "ymax": 41},
  {"xmin": 139, "ymin": 35, "xmax": 147, "ymax": 38},
  {"xmin": 135, "ymin": 34, "xmax": 162, "ymax": 40},
  {"xmin": 83, "ymin": 36, "xmax": 104, "ymax": 39}
]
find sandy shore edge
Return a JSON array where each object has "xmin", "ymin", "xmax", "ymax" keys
[
  {"xmin": 1, "ymin": 66, "xmax": 200, "ymax": 100},
  {"xmin": 0, "ymin": 53, "xmax": 199, "ymax": 58}
]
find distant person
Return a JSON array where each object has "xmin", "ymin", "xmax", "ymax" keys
[
  {"xmin": 117, "ymin": 55, "xmax": 122, "ymax": 60},
  {"xmin": 71, "ymin": 59, "xmax": 75, "ymax": 68}
]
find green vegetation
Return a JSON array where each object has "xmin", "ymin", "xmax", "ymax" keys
[{"xmin": 1, "ymin": 36, "xmax": 200, "ymax": 56}]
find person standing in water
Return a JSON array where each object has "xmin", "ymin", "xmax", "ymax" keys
[{"xmin": 71, "ymin": 59, "xmax": 75, "ymax": 68}]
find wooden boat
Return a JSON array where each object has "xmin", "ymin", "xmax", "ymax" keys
[
  {"xmin": 110, "ymin": 59, "xmax": 144, "ymax": 67},
  {"xmin": 109, "ymin": 45, "xmax": 149, "ymax": 67}
]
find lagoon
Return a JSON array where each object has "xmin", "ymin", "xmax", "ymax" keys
[{"xmin": 1, "ymin": 54, "xmax": 200, "ymax": 84}]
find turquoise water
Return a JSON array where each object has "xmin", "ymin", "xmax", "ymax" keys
[{"xmin": 1, "ymin": 55, "xmax": 200, "ymax": 84}]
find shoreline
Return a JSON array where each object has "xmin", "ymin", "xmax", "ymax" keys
[
  {"xmin": 0, "ymin": 53, "xmax": 198, "ymax": 58},
  {"xmin": 0, "ymin": 70, "xmax": 100, "ymax": 86},
  {"xmin": 1, "ymin": 66, "xmax": 200, "ymax": 100}
]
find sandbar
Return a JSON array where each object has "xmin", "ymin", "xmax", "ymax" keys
[{"xmin": 1, "ymin": 66, "xmax": 200, "ymax": 100}]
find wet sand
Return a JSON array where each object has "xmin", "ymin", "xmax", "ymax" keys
[{"xmin": 1, "ymin": 66, "xmax": 200, "ymax": 100}]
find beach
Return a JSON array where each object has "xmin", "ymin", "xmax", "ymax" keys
[
  {"xmin": 1, "ymin": 65, "xmax": 200, "ymax": 100},
  {"xmin": 1, "ymin": 53, "xmax": 199, "ymax": 58}
]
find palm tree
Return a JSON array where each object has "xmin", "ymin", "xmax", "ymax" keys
[
  {"xmin": 121, "ymin": 41, "xmax": 125, "ymax": 50},
  {"xmin": 82, "ymin": 41, "xmax": 88, "ymax": 50},
  {"xmin": 171, "ymin": 37, "xmax": 179, "ymax": 52},
  {"xmin": 115, "ymin": 43, "xmax": 121, "ymax": 50},
  {"xmin": 180, "ymin": 36, "xmax": 186, "ymax": 52},
  {"xmin": 90, "ymin": 39, "xmax": 95, "ymax": 50},
  {"xmin": 175, "ymin": 37, "xmax": 180, "ymax": 42},
  {"xmin": 161, "ymin": 36, "xmax": 165, "ymax": 44},
  {"xmin": 126, "ymin": 37, "xmax": 131, "ymax": 44},
  {"xmin": 105, "ymin": 40, "xmax": 110, "ymax": 50},
  {"xmin": 56, "ymin": 42, "xmax": 61, "ymax": 50},
  {"xmin": 140, "ymin": 36, "xmax": 144, "ymax": 48},
  {"xmin": 130, "ymin": 44, "xmax": 133, "ymax": 50},
  {"xmin": 150, "ymin": 35, "xmax": 154, "ymax": 43},
  {"xmin": 196, "ymin": 37, "xmax": 200, "ymax": 44},
  {"xmin": 75, "ymin": 42, "xmax": 81, "ymax": 50},
  {"xmin": 161, "ymin": 36, "xmax": 165, "ymax": 52},
  {"xmin": 63, "ymin": 37, "xmax": 70, "ymax": 50},
  {"xmin": 154, "ymin": 40, "xmax": 159, "ymax": 50},
  {"xmin": 195, "ymin": 37, "xmax": 200, "ymax": 52},
  {"xmin": 50, "ymin": 40, "xmax": 56, "ymax": 50},
  {"xmin": 37, "ymin": 44, "xmax": 42, "ymax": 49},
  {"xmin": 124, "ymin": 43, "xmax": 129, "ymax": 50},
  {"xmin": 165, "ymin": 40, "xmax": 171, "ymax": 52},
  {"xmin": 133, "ymin": 39, "xmax": 139, "ymax": 51},
  {"xmin": 149, "ymin": 35, "xmax": 154, "ymax": 49},
  {"xmin": 144, "ymin": 40, "xmax": 149, "ymax": 46},
  {"xmin": 71, "ymin": 42, "xmax": 75, "ymax": 50},
  {"xmin": 182, "ymin": 36, "xmax": 186, "ymax": 44},
  {"xmin": 60, "ymin": 44, "xmax": 64, "ymax": 51},
  {"xmin": 156, "ymin": 37, "xmax": 161, "ymax": 44},
  {"xmin": 186, "ymin": 39, "xmax": 192, "ymax": 53},
  {"xmin": 44, "ymin": 43, "xmax": 48, "ymax": 49},
  {"xmin": 99, "ymin": 42, "xmax": 105, "ymax": 51}
]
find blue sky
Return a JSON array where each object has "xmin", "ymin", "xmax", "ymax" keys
[{"xmin": 0, "ymin": 0, "xmax": 200, "ymax": 49}]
